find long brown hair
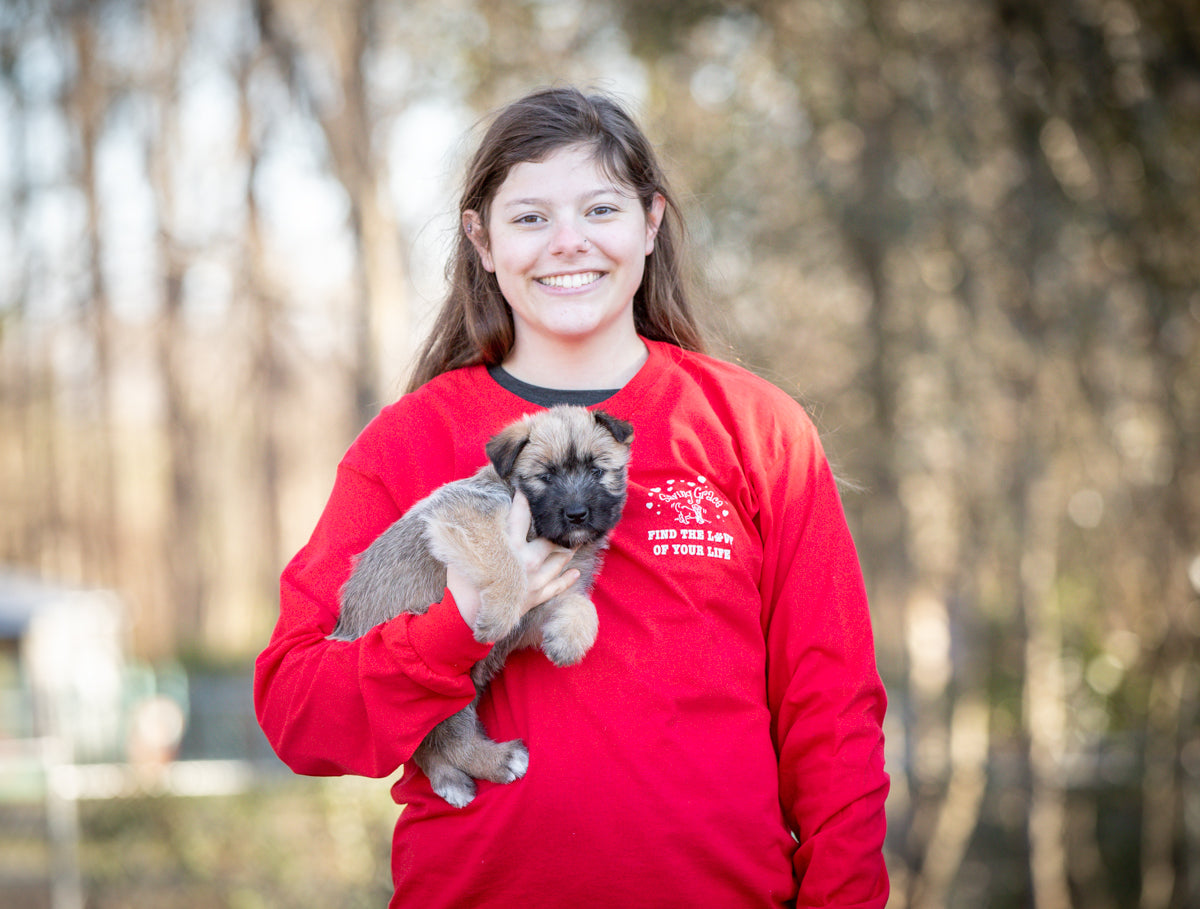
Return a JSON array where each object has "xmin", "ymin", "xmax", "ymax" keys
[{"xmin": 406, "ymin": 86, "xmax": 706, "ymax": 392}]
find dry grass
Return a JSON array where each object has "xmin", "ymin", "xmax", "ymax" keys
[{"xmin": 2, "ymin": 773, "xmax": 399, "ymax": 909}]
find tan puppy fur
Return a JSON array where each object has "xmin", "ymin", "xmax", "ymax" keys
[{"xmin": 330, "ymin": 405, "xmax": 633, "ymax": 807}]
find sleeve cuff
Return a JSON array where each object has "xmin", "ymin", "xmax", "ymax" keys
[{"xmin": 396, "ymin": 591, "xmax": 492, "ymax": 678}]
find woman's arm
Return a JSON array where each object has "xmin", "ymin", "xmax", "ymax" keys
[
  {"xmin": 759, "ymin": 413, "xmax": 890, "ymax": 908},
  {"xmin": 254, "ymin": 460, "xmax": 489, "ymax": 778},
  {"xmin": 254, "ymin": 460, "xmax": 582, "ymax": 779}
]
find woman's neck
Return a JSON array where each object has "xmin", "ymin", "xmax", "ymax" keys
[{"xmin": 502, "ymin": 332, "xmax": 648, "ymax": 391}]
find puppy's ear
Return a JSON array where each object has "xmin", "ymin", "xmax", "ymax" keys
[
  {"xmin": 593, "ymin": 410, "xmax": 634, "ymax": 445},
  {"xmin": 485, "ymin": 421, "xmax": 531, "ymax": 480}
]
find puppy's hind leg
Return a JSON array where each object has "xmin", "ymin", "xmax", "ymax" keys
[
  {"xmin": 447, "ymin": 702, "xmax": 529, "ymax": 789},
  {"xmin": 460, "ymin": 734, "xmax": 530, "ymax": 787},
  {"xmin": 421, "ymin": 762, "xmax": 477, "ymax": 809},
  {"xmin": 415, "ymin": 705, "xmax": 529, "ymax": 808}
]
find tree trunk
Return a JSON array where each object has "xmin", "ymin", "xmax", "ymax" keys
[
  {"xmin": 68, "ymin": 6, "xmax": 120, "ymax": 590},
  {"xmin": 236, "ymin": 41, "xmax": 286, "ymax": 642},
  {"xmin": 256, "ymin": 0, "xmax": 408, "ymax": 429},
  {"xmin": 1022, "ymin": 466, "xmax": 1071, "ymax": 909},
  {"xmin": 147, "ymin": 0, "xmax": 206, "ymax": 653}
]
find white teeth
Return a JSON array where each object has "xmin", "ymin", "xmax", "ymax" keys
[{"xmin": 537, "ymin": 272, "xmax": 601, "ymax": 289}]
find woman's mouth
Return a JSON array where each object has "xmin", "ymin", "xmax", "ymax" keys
[{"xmin": 536, "ymin": 271, "xmax": 602, "ymax": 289}]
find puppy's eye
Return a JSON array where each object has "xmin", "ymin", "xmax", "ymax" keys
[{"xmin": 590, "ymin": 466, "xmax": 605, "ymax": 479}]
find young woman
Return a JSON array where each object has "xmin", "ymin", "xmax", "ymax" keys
[{"xmin": 255, "ymin": 86, "xmax": 890, "ymax": 908}]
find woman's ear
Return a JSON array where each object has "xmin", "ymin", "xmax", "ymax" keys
[
  {"xmin": 463, "ymin": 210, "xmax": 494, "ymax": 272},
  {"xmin": 645, "ymin": 193, "xmax": 666, "ymax": 255}
]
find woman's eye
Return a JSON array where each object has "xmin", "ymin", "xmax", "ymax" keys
[
  {"xmin": 514, "ymin": 213, "xmax": 544, "ymax": 225},
  {"xmin": 590, "ymin": 205, "xmax": 616, "ymax": 217}
]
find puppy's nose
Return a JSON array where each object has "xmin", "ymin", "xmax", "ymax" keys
[{"xmin": 564, "ymin": 505, "xmax": 590, "ymax": 525}]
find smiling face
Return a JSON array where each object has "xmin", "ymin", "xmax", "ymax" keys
[{"xmin": 465, "ymin": 144, "xmax": 665, "ymax": 363}]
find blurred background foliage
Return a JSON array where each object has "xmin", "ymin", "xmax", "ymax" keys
[{"xmin": 1, "ymin": 0, "xmax": 1198, "ymax": 906}]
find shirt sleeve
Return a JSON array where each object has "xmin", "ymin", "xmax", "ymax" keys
[
  {"xmin": 757, "ymin": 407, "xmax": 890, "ymax": 908},
  {"xmin": 253, "ymin": 450, "xmax": 492, "ymax": 779}
]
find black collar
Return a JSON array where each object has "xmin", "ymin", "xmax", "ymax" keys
[{"xmin": 488, "ymin": 365, "xmax": 618, "ymax": 408}]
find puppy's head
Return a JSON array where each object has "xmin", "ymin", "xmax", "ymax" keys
[{"xmin": 486, "ymin": 406, "xmax": 633, "ymax": 549}]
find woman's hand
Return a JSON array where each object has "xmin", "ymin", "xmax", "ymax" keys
[{"xmin": 447, "ymin": 490, "xmax": 580, "ymax": 629}]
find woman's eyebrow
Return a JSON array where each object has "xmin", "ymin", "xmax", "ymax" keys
[{"xmin": 500, "ymin": 188, "xmax": 626, "ymax": 209}]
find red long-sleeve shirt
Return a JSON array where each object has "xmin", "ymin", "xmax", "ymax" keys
[{"xmin": 255, "ymin": 339, "xmax": 889, "ymax": 907}]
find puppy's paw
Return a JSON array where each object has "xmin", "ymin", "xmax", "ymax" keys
[
  {"xmin": 471, "ymin": 739, "xmax": 529, "ymax": 784},
  {"xmin": 541, "ymin": 633, "xmax": 594, "ymax": 667},
  {"xmin": 540, "ymin": 595, "xmax": 599, "ymax": 667},
  {"xmin": 472, "ymin": 610, "xmax": 518, "ymax": 645},
  {"xmin": 429, "ymin": 767, "xmax": 477, "ymax": 809},
  {"xmin": 472, "ymin": 583, "xmax": 525, "ymax": 644},
  {"xmin": 502, "ymin": 741, "xmax": 529, "ymax": 782}
]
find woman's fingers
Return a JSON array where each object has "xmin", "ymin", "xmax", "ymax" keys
[
  {"xmin": 520, "ymin": 543, "xmax": 578, "ymax": 610},
  {"xmin": 449, "ymin": 492, "xmax": 582, "ymax": 628},
  {"xmin": 530, "ymin": 546, "xmax": 575, "ymax": 586},
  {"xmin": 506, "ymin": 490, "xmax": 533, "ymax": 546},
  {"xmin": 507, "ymin": 491, "xmax": 579, "ymax": 611}
]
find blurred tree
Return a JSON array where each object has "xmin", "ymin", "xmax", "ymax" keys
[
  {"xmin": 254, "ymin": 0, "xmax": 407, "ymax": 431},
  {"xmin": 234, "ymin": 15, "xmax": 287, "ymax": 651},
  {"xmin": 67, "ymin": 0, "xmax": 120, "ymax": 589},
  {"xmin": 146, "ymin": 0, "xmax": 209, "ymax": 649}
]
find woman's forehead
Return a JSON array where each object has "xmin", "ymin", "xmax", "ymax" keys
[{"xmin": 493, "ymin": 145, "xmax": 635, "ymax": 202}]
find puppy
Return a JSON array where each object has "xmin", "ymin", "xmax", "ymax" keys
[{"xmin": 330, "ymin": 405, "xmax": 633, "ymax": 807}]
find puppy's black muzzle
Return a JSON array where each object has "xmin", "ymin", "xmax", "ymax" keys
[{"xmin": 524, "ymin": 471, "xmax": 625, "ymax": 550}]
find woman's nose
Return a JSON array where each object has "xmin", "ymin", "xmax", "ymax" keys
[{"xmin": 547, "ymin": 219, "xmax": 589, "ymax": 255}]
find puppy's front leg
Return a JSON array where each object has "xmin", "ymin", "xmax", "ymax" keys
[
  {"xmin": 426, "ymin": 510, "xmax": 527, "ymax": 644},
  {"xmin": 539, "ymin": 592, "xmax": 599, "ymax": 667},
  {"xmin": 472, "ymin": 555, "xmax": 528, "ymax": 644}
]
